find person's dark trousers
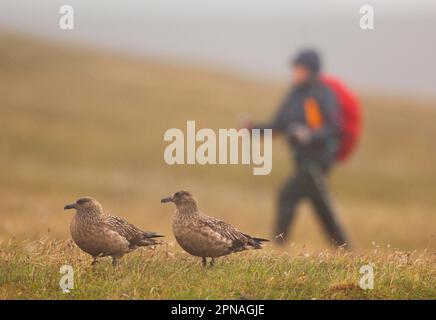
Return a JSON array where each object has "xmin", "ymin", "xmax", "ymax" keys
[{"xmin": 275, "ymin": 161, "xmax": 350, "ymax": 248}]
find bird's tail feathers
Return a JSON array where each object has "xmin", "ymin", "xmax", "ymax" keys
[
  {"xmin": 137, "ymin": 232, "xmax": 165, "ymax": 246},
  {"xmin": 244, "ymin": 233, "xmax": 269, "ymax": 249},
  {"xmin": 143, "ymin": 231, "xmax": 165, "ymax": 239},
  {"xmin": 251, "ymin": 236, "xmax": 269, "ymax": 243}
]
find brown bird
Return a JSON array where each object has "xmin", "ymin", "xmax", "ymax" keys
[
  {"xmin": 161, "ymin": 191, "xmax": 268, "ymax": 267},
  {"xmin": 64, "ymin": 197, "xmax": 163, "ymax": 267}
]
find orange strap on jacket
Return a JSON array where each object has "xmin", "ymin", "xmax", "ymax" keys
[{"xmin": 304, "ymin": 97, "xmax": 324, "ymax": 129}]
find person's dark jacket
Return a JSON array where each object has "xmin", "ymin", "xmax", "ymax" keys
[{"xmin": 254, "ymin": 80, "xmax": 341, "ymax": 168}]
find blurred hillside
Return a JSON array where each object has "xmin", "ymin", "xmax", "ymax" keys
[{"xmin": 0, "ymin": 34, "xmax": 435, "ymax": 250}]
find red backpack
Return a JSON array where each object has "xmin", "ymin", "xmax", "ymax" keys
[{"xmin": 321, "ymin": 75, "xmax": 362, "ymax": 162}]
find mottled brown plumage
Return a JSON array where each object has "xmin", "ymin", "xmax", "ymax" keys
[
  {"xmin": 64, "ymin": 197, "xmax": 163, "ymax": 267},
  {"xmin": 161, "ymin": 191, "xmax": 268, "ymax": 267}
]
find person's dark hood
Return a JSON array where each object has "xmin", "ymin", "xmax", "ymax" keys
[{"xmin": 293, "ymin": 49, "xmax": 322, "ymax": 76}]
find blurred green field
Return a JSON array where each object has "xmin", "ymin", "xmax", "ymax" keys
[{"xmin": 0, "ymin": 33, "xmax": 435, "ymax": 253}]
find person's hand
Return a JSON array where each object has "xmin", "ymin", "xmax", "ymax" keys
[{"xmin": 289, "ymin": 124, "xmax": 311, "ymax": 146}]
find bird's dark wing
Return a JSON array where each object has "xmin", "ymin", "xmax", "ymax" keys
[
  {"xmin": 103, "ymin": 214, "xmax": 163, "ymax": 248},
  {"xmin": 202, "ymin": 216, "xmax": 246, "ymax": 240},
  {"xmin": 200, "ymin": 215, "xmax": 269, "ymax": 250},
  {"xmin": 198, "ymin": 215, "xmax": 266, "ymax": 251}
]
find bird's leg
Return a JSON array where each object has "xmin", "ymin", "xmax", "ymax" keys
[
  {"xmin": 112, "ymin": 257, "xmax": 119, "ymax": 268},
  {"xmin": 209, "ymin": 257, "xmax": 215, "ymax": 268},
  {"xmin": 91, "ymin": 257, "xmax": 98, "ymax": 268},
  {"xmin": 202, "ymin": 257, "xmax": 207, "ymax": 267}
]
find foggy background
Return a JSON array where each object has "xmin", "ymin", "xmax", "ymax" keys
[{"xmin": 1, "ymin": 0, "xmax": 435, "ymax": 98}]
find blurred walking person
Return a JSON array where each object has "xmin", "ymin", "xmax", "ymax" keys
[{"xmin": 247, "ymin": 49, "xmax": 361, "ymax": 248}]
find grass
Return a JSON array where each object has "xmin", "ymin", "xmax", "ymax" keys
[
  {"xmin": 0, "ymin": 237, "xmax": 434, "ymax": 299},
  {"xmin": 0, "ymin": 33, "xmax": 435, "ymax": 299}
]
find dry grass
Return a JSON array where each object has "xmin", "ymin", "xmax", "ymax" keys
[
  {"xmin": 0, "ymin": 237, "xmax": 434, "ymax": 299},
  {"xmin": 0, "ymin": 33, "xmax": 435, "ymax": 299}
]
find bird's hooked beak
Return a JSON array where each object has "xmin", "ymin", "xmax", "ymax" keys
[
  {"xmin": 160, "ymin": 196, "xmax": 173, "ymax": 203},
  {"xmin": 64, "ymin": 203, "xmax": 76, "ymax": 210}
]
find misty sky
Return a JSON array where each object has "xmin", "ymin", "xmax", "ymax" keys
[{"xmin": 1, "ymin": 0, "xmax": 435, "ymax": 98}]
